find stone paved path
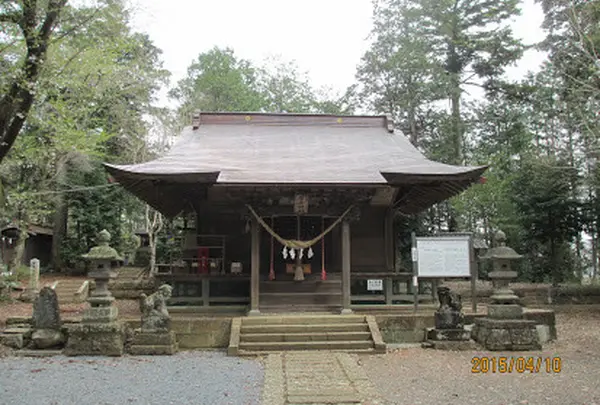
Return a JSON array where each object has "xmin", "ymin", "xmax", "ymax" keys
[{"xmin": 261, "ymin": 351, "xmax": 384, "ymax": 405}]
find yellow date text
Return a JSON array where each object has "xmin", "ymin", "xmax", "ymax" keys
[{"xmin": 471, "ymin": 356, "xmax": 561, "ymax": 374}]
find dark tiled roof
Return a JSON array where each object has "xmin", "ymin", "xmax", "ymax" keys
[{"xmin": 104, "ymin": 112, "xmax": 487, "ymax": 216}]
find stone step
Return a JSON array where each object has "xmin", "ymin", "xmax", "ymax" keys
[
  {"xmin": 241, "ymin": 323, "xmax": 369, "ymax": 334},
  {"xmin": 0, "ymin": 333, "xmax": 24, "ymax": 349},
  {"xmin": 14, "ymin": 349, "xmax": 63, "ymax": 357},
  {"xmin": 243, "ymin": 315, "xmax": 366, "ymax": 325},
  {"xmin": 239, "ymin": 340, "xmax": 374, "ymax": 351},
  {"xmin": 240, "ymin": 331, "xmax": 372, "ymax": 343},
  {"xmin": 236, "ymin": 348, "xmax": 377, "ymax": 357}
]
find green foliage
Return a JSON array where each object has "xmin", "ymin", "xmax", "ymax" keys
[
  {"xmin": 511, "ymin": 157, "xmax": 581, "ymax": 284},
  {"xmin": 171, "ymin": 47, "xmax": 357, "ymax": 121},
  {"xmin": 170, "ymin": 47, "xmax": 266, "ymax": 120}
]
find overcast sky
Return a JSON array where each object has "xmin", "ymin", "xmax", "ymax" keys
[{"xmin": 129, "ymin": 0, "xmax": 547, "ymax": 106}]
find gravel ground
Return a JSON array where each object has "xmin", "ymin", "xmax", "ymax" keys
[
  {"xmin": 360, "ymin": 306, "xmax": 600, "ymax": 405},
  {"xmin": 0, "ymin": 351, "xmax": 263, "ymax": 405}
]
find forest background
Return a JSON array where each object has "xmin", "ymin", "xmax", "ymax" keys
[{"xmin": 0, "ymin": 0, "xmax": 598, "ymax": 285}]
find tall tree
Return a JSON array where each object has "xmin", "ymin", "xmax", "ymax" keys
[
  {"xmin": 356, "ymin": 0, "xmax": 445, "ymax": 146},
  {"xmin": 170, "ymin": 47, "xmax": 265, "ymax": 120},
  {"xmin": 0, "ymin": 0, "xmax": 69, "ymax": 164}
]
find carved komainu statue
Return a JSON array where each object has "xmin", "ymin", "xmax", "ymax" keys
[
  {"xmin": 139, "ymin": 284, "xmax": 173, "ymax": 332},
  {"xmin": 435, "ymin": 286, "xmax": 465, "ymax": 329}
]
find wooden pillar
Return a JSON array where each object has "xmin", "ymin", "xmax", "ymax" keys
[
  {"xmin": 202, "ymin": 278, "xmax": 210, "ymax": 307},
  {"xmin": 341, "ymin": 220, "xmax": 353, "ymax": 314},
  {"xmin": 385, "ymin": 276, "xmax": 393, "ymax": 305},
  {"xmin": 248, "ymin": 218, "xmax": 260, "ymax": 316},
  {"xmin": 384, "ymin": 208, "xmax": 394, "ymax": 272}
]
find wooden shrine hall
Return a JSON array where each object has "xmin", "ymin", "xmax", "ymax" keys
[{"xmin": 104, "ymin": 112, "xmax": 487, "ymax": 314}]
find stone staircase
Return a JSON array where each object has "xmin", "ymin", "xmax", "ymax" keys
[
  {"xmin": 53, "ymin": 279, "xmax": 89, "ymax": 304},
  {"xmin": 228, "ymin": 314, "xmax": 386, "ymax": 356}
]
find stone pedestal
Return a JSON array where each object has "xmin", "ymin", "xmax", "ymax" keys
[
  {"xmin": 129, "ymin": 330, "xmax": 178, "ymax": 355},
  {"xmin": 472, "ymin": 319, "xmax": 541, "ymax": 351},
  {"xmin": 64, "ymin": 322, "xmax": 125, "ymax": 356},
  {"xmin": 423, "ymin": 328, "xmax": 478, "ymax": 350}
]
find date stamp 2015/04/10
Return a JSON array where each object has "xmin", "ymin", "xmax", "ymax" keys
[{"xmin": 471, "ymin": 356, "xmax": 562, "ymax": 374}]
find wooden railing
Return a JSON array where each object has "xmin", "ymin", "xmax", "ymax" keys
[{"xmin": 351, "ymin": 272, "xmax": 436, "ymax": 305}]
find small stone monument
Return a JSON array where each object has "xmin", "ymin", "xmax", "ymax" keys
[
  {"xmin": 472, "ymin": 230, "xmax": 541, "ymax": 350},
  {"xmin": 65, "ymin": 229, "xmax": 125, "ymax": 356},
  {"xmin": 423, "ymin": 286, "xmax": 476, "ymax": 350},
  {"xmin": 19, "ymin": 258, "xmax": 40, "ymax": 302},
  {"xmin": 129, "ymin": 284, "xmax": 178, "ymax": 355},
  {"xmin": 30, "ymin": 286, "xmax": 65, "ymax": 349}
]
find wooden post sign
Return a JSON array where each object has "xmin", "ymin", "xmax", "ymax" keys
[{"xmin": 412, "ymin": 233, "xmax": 477, "ymax": 313}]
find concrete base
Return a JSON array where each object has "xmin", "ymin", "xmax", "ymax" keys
[
  {"xmin": 247, "ymin": 309, "xmax": 261, "ymax": 316},
  {"xmin": 129, "ymin": 330, "xmax": 178, "ymax": 355},
  {"xmin": 64, "ymin": 322, "xmax": 125, "ymax": 356},
  {"xmin": 473, "ymin": 318, "xmax": 541, "ymax": 351},
  {"xmin": 340, "ymin": 308, "xmax": 354, "ymax": 315}
]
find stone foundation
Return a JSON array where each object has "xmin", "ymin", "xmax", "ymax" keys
[
  {"xmin": 473, "ymin": 318, "xmax": 541, "ymax": 351},
  {"xmin": 129, "ymin": 330, "xmax": 178, "ymax": 355}
]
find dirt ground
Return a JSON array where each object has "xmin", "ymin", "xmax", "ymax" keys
[
  {"xmin": 0, "ymin": 274, "xmax": 141, "ymax": 328},
  {"xmin": 361, "ymin": 305, "xmax": 600, "ymax": 405}
]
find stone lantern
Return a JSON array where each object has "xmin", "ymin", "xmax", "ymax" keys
[
  {"xmin": 81, "ymin": 229, "xmax": 122, "ymax": 312},
  {"xmin": 480, "ymin": 230, "xmax": 523, "ymax": 319},
  {"xmin": 472, "ymin": 230, "xmax": 541, "ymax": 350},
  {"xmin": 64, "ymin": 229, "xmax": 125, "ymax": 356}
]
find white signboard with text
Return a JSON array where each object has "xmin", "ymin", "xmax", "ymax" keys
[
  {"xmin": 367, "ymin": 279, "xmax": 383, "ymax": 291},
  {"xmin": 415, "ymin": 235, "xmax": 471, "ymax": 278}
]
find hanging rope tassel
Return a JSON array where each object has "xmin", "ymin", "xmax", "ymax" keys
[
  {"xmin": 321, "ymin": 217, "xmax": 327, "ymax": 281},
  {"xmin": 269, "ymin": 217, "xmax": 275, "ymax": 281}
]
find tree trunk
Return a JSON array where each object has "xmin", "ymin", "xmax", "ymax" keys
[
  {"xmin": 145, "ymin": 205, "xmax": 163, "ymax": 276},
  {"xmin": 10, "ymin": 221, "xmax": 29, "ymax": 276},
  {"xmin": 51, "ymin": 160, "xmax": 68, "ymax": 272},
  {"xmin": 408, "ymin": 103, "xmax": 418, "ymax": 146},
  {"xmin": 450, "ymin": 72, "xmax": 462, "ymax": 165}
]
